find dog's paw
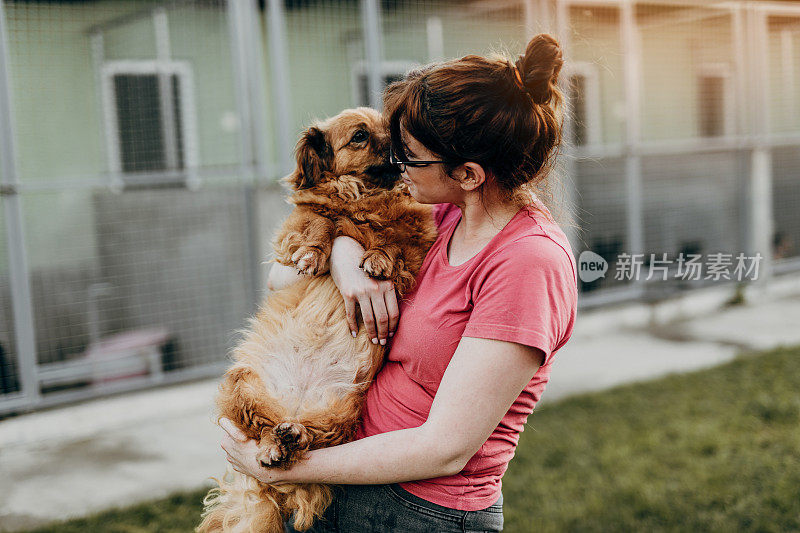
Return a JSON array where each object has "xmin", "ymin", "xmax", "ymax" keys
[
  {"xmin": 257, "ymin": 443, "xmax": 287, "ymax": 467},
  {"xmin": 256, "ymin": 423, "xmax": 311, "ymax": 467},
  {"xmin": 360, "ymin": 249, "xmax": 395, "ymax": 280},
  {"xmin": 290, "ymin": 246, "xmax": 328, "ymax": 276},
  {"xmin": 274, "ymin": 421, "xmax": 311, "ymax": 450}
]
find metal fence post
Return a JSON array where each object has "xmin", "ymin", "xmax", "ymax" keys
[
  {"xmin": 243, "ymin": 0, "xmax": 270, "ymax": 180},
  {"xmin": 154, "ymin": 7, "xmax": 180, "ymax": 172},
  {"xmin": 227, "ymin": 0, "xmax": 255, "ymax": 177},
  {"xmin": 732, "ymin": 5, "xmax": 753, "ymax": 270},
  {"xmin": 227, "ymin": 0, "xmax": 261, "ymax": 311},
  {"xmin": 555, "ymin": 0, "xmax": 581, "ymax": 256},
  {"xmin": 361, "ymin": 0, "xmax": 385, "ymax": 111},
  {"xmin": 748, "ymin": 6, "xmax": 774, "ymax": 283},
  {"xmin": 0, "ymin": 0, "xmax": 39, "ymax": 408},
  {"xmin": 620, "ymin": 0, "xmax": 645, "ymax": 291},
  {"xmin": 243, "ymin": 0, "xmax": 272, "ymax": 304},
  {"xmin": 266, "ymin": 0, "xmax": 293, "ymax": 177}
]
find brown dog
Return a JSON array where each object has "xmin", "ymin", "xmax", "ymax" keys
[{"xmin": 197, "ymin": 108, "xmax": 437, "ymax": 533}]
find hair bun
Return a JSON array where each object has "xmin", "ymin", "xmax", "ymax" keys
[{"xmin": 515, "ymin": 34, "xmax": 563, "ymax": 105}]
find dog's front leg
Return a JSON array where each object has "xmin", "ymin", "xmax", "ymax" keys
[
  {"xmin": 360, "ymin": 244, "xmax": 403, "ymax": 281},
  {"xmin": 273, "ymin": 207, "xmax": 335, "ymax": 276},
  {"xmin": 361, "ymin": 244, "xmax": 418, "ymax": 296},
  {"xmin": 335, "ymin": 220, "xmax": 416, "ymax": 295}
]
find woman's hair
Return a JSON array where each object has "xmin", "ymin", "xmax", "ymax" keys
[{"xmin": 383, "ymin": 33, "xmax": 569, "ymax": 223}]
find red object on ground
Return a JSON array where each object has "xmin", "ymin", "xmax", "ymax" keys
[{"xmin": 85, "ymin": 327, "xmax": 172, "ymax": 384}]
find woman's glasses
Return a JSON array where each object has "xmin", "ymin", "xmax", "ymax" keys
[{"xmin": 389, "ymin": 147, "xmax": 444, "ymax": 173}]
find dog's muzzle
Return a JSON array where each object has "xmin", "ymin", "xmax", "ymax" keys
[{"xmin": 366, "ymin": 162, "xmax": 402, "ymax": 189}]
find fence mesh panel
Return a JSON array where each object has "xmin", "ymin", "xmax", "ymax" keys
[
  {"xmin": 162, "ymin": 0, "xmax": 242, "ymax": 173},
  {"xmin": 382, "ymin": 0, "xmax": 526, "ymax": 67},
  {"xmin": 773, "ymin": 146, "xmax": 800, "ymax": 265},
  {"xmin": 574, "ymin": 157, "xmax": 630, "ymax": 293},
  {"xmin": 639, "ymin": 5, "xmax": 737, "ymax": 142},
  {"xmin": 568, "ymin": 5, "xmax": 624, "ymax": 148},
  {"xmin": 1, "ymin": 0, "xmax": 259, "ymax": 407},
  {"xmin": 567, "ymin": 5, "xmax": 631, "ymax": 294},
  {"xmin": 640, "ymin": 151, "xmax": 748, "ymax": 290},
  {"xmin": 280, "ymin": 0, "xmax": 364, "ymax": 138},
  {"xmin": 2, "ymin": 0, "xmax": 800, "ymax": 412},
  {"xmin": 21, "ymin": 186, "xmax": 253, "ymax": 395},
  {"xmin": 768, "ymin": 15, "xmax": 800, "ymax": 137},
  {"xmin": 768, "ymin": 15, "xmax": 800, "ymax": 265},
  {"xmin": 0, "ymin": 202, "xmax": 20, "ymax": 397}
]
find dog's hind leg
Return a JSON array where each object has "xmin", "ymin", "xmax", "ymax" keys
[
  {"xmin": 275, "ymin": 421, "xmax": 312, "ymax": 454},
  {"xmin": 257, "ymin": 421, "xmax": 312, "ymax": 467}
]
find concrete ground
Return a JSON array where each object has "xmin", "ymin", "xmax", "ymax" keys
[{"xmin": 2, "ymin": 274, "xmax": 800, "ymax": 532}]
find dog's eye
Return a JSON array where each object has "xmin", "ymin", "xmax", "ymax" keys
[{"xmin": 350, "ymin": 130, "xmax": 369, "ymax": 144}]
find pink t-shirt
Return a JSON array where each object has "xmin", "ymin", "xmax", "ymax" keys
[{"xmin": 355, "ymin": 201, "xmax": 578, "ymax": 511}]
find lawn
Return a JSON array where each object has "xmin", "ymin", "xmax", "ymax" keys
[{"xmin": 27, "ymin": 345, "xmax": 800, "ymax": 532}]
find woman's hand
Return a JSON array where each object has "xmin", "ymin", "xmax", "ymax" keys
[
  {"xmin": 330, "ymin": 237, "xmax": 399, "ymax": 345},
  {"xmin": 266, "ymin": 261, "xmax": 303, "ymax": 292},
  {"xmin": 219, "ymin": 418, "xmax": 290, "ymax": 485}
]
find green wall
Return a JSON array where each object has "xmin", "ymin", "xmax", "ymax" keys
[
  {"xmin": 1, "ymin": 1, "xmax": 799, "ymax": 274},
  {"xmin": 1, "ymin": 1, "xmax": 242, "ymax": 271}
]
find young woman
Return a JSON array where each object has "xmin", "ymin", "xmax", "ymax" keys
[{"xmin": 221, "ymin": 34, "xmax": 578, "ymax": 532}]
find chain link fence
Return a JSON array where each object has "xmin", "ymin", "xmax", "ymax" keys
[{"xmin": 1, "ymin": 0, "xmax": 799, "ymax": 414}]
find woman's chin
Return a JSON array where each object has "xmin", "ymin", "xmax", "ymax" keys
[{"xmin": 405, "ymin": 184, "xmax": 421, "ymax": 201}]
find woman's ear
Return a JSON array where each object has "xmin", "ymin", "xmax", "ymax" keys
[
  {"xmin": 455, "ymin": 162, "xmax": 486, "ymax": 191},
  {"xmin": 285, "ymin": 127, "xmax": 333, "ymax": 190}
]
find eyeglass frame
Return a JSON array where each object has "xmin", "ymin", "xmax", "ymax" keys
[{"xmin": 389, "ymin": 146, "xmax": 445, "ymax": 173}]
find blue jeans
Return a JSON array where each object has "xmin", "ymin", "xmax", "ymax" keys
[{"xmin": 285, "ymin": 483, "xmax": 504, "ymax": 532}]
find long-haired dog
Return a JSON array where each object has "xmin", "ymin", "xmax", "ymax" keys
[{"xmin": 197, "ymin": 108, "xmax": 437, "ymax": 533}]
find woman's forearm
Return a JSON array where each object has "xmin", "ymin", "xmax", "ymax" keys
[
  {"xmin": 268, "ymin": 236, "xmax": 363, "ymax": 293},
  {"xmin": 329, "ymin": 236, "xmax": 399, "ymax": 342},
  {"xmin": 276, "ymin": 424, "xmax": 465, "ymax": 485},
  {"xmin": 330, "ymin": 236, "xmax": 366, "ymax": 283},
  {"xmin": 267, "ymin": 262, "xmax": 303, "ymax": 291}
]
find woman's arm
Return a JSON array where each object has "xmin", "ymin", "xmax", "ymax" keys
[
  {"xmin": 329, "ymin": 236, "xmax": 398, "ymax": 344},
  {"xmin": 221, "ymin": 336, "xmax": 544, "ymax": 485},
  {"xmin": 267, "ymin": 262, "xmax": 303, "ymax": 291},
  {"xmin": 267, "ymin": 237, "xmax": 398, "ymax": 343}
]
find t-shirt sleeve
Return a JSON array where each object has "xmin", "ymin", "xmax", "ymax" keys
[{"xmin": 462, "ymin": 236, "xmax": 577, "ymax": 366}]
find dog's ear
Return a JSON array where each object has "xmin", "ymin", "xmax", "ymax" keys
[{"xmin": 287, "ymin": 127, "xmax": 333, "ymax": 190}]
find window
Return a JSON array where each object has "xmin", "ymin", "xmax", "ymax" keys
[
  {"xmin": 351, "ymin": 60, "xmax": 416, "ymax": 107},
  {"xmin": 696, "ymin": 63, "xmax": 733, "ymax": 138},
  {"xmin": 564, "ymin": 62, "xmax": 602, "ymax": 147},
  {"xmin": 102, "ymin": 61, "xmax": 197, "ymax": 185},
  {"xmin": 113, "ymin": 73, "xmax": 183, "ymax": 172}
]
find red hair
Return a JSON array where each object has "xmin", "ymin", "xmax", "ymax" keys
[{"xmin": 384, "ymin": 34, "xmax": 566, "ymax": 216}]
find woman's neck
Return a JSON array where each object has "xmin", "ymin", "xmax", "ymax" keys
[{"xmin": 451, "ymin": 193, "xmax": 522, "ymax": 245}]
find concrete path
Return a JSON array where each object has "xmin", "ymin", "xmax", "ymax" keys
[{"xmin": 2, "ymin": 276, "xmax": 800, "ymax": 531}]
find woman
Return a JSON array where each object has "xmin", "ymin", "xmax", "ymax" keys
[{"xmin": 221, "ymin": 34, "xmax": 578, "ymax": 532}]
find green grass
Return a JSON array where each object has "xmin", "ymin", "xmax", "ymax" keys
[
  {"xmin": 504, "ymin": 344, "xmax": 800, "ymax": 532},
  {"xmin": 25, "ymin": 491, "xmax": 209, "ymax": 533},
  {"xmin": 27, "ymin": 346, "xmax": 800, "ymax": 532}
]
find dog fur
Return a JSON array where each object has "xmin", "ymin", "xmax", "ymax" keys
[{"xmin": 197, "ymin": 108, "xmax": 436, "ymax": 533}]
